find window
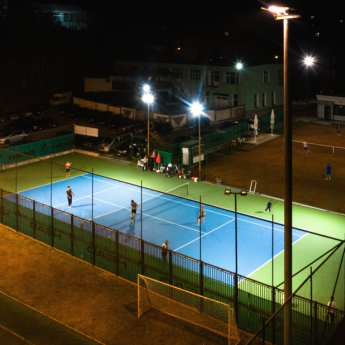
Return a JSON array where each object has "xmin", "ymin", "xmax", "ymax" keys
[
  {"xmin": 225, "ymin": 71, "xmax": 240, "ymax": 84},
  {"xmin": 205, "ymin": 91, "xmax": 210, "ymax": 104},
  {"xmin": 172, "ymin": 68, "xmax": 182, "ymax": 82},
  {"xmin": 263, "ymin": 70, "xmax": 270, "ymax": 83},
  {"xmin": 334, "ymin": 105, "xmax": 345, "ymax": 116},
  {"xmin": 207, "ymin": 71, "xmax": 219, "ymax": 86},
  {"xmin": 254, "ymin": 94, "xmax": 259, "ymax": 108},
  {"xmin": 64, "ymin": 13, "xmax": 69, "ymax": 22},
  {"xmin": 70, "ymin": 13, "xmax": 75, "ymax": 22},
  {"xmin": 262, "ymin": 93, "xmax": 267, "ymax": 107},
  {"xmin": 76, "ymin": 13, "xmax": 81, "ymax": 22},
  {"xmin": 233, "ymin": 94, "xmax": 238, "ymax": 107},
  {"xmin": 279, "ymin": 70, "xmax": 283, "ymax": 86},
  {"xmin": 272, "ymin": 91, "xmax": 276, "ymax": 105},
  {"xmin": 189, "ymin": 69, "xmax": 200, "ymax": 81}
]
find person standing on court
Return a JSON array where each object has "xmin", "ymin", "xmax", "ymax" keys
[
  {"xmin": 65, "ymin": 161, "xmax": 71, "ymax": 177},
  {"xmin": 130, "ymin": 200, "xmax": 138, "ymax": 222},
  {"xmin": 197, "ymin": 205, "xmax": 205, "ymax": 226},
  {"xmin": 327, "ymin": 296, "xmax": 336, "ymax": 323},
  {"xmin": 66, "ymin": 186, "xmax": 75, "ymax": 208},
  {"xmin": 161, "ymin": 240, "xmax": 169, "ymax": 261},
  {"xmin": 325, "ymin": 163, "xmax": 331, "ymax": 180},
  {"xmin": 142, "ymin": 155, "xmax": 148, "ymax": 171},
  {"xmin": 265, "ymin": 200, "xmax": 272, "ymax": 213},
  {"xmin": 303, "ymin": 141, "xmax": 308, "ymax": 155},
  {"xmin": 337, "ymin": 124, "xmax": 341, "ymax": 136}
]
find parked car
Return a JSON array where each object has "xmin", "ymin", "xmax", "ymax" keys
[
  {"xmin": 98, "ymin": 133, "xmax": 133, "ymax": 153},
  {"xmin": 115, "ymin": 118, "xmax": 138, "ymax": 132},
  {"xmin": 0, "ymin": 129, "xmax": 28, "ymax": 145},
  {"xmin": 18, "ymin": 107, "xmax": 34, "ymax": 117},
  {"xmin": 150, "ymin": 122, "xmax": 173, "ymax": 135},
  {"xmin": 114, "ymin": 139, "xmax": 132, "ymax": 156},
  {"xmin": 6, "ymin": 112, "xmax": 20, "ymax": 121},
  {"xmin": 218, "ymin": 120, "xmax": 238, "ymax": 130},
  {"xmin": 34, "ymin": 117, "xmax": 58, "ymax": 131},
  {"xmin": 133, "ymin": 122, "xmax": 148, "ymax": 135},
  {"xmin": 185, "ymin": 116, "xmax": 210, "ymax": 130},
  {"xmin": 10, "ymin": 117, "xmax": 37, "ymax": 133}
]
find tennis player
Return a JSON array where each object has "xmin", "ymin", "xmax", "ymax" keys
[
  {"xmin": 65, "ymin": 161, "xmax": 72, "ymax": 177},
  {"xmin": 66, "ymin": 186, "xmax": 75, "ymax": 208},
  {"xmin": 131, "ymin": 200, "xmax": 138, "ymax": 222},
  {"xmin": 197, "ymin": 205, "xmax": 205, "ymax": 226}
]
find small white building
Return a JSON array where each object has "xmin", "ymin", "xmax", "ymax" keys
[{"xmin": 317, "ymin": 94, "xmax": 345, "ymax": 122}]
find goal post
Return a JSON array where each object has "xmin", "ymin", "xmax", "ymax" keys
[{"xmin": 138, "ymin": 274, "xmax": 240, "ymax": 345}]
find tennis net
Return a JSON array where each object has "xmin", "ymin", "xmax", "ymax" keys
[{"xmin": 292, "ymin": 140, "xmax": 345, "ymax": 156}]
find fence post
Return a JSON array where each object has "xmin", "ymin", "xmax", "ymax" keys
[
  {"xmin": 307, "ymin": 171, "xmax": 309, "ymax": 205},
  {"xmin": 271, "ymin": 287, "xmax": 276, "ymax": 345},
  {"xmin": 235, "ymin": 273, "xmax": 238, "ymax": 324},
  {"xmin": 71, "ymin": 214, "xmax": 74, "ymax": 256},
  {"xmin": 92, "ymin": 222, "xmax": 96, "ymax": 265},
  {"xmin": 0, "ymin": 189, "xmax": 3, "ymax": 225},
  {"xmin": 115, "ymin": 231, "xmax": 119, "ymax": 276},
  {"xmin": 169, "ymin": 250, "xmax": 173, "ymax": 285},
  {"xmin": 331, "ymin": 177, "xmax": 334, "ymax": 210},
  {"xmin": 243, "ymin": 158, "xmax": 246, "ymax": 189},
  {"xmin": 200, "ymin": 261, "xmax": 204, "ymax": 296},
  {"xmin": 141, "ymin": 240, "xmax": 145, "ymax": 275},
  {"xmin": 51, "ymin": 207, "xmax": 54, "ymax": 248},
  {"xmin": 223, "ymin": 155, "xmax": 226, "ymax": 184},
  {"xmin": 16, "ymin": 194, "xmax": 18, "ymax": 231},
  {"xmin": 264, "ymin": 162, "xmax": 266, "ymax": 194}
]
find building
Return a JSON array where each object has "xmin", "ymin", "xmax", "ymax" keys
[
  {"xmin": 317, "ymin": 94, "xmax": 345, "ymax": 122},
  {"xmin": 84, "ymin": 60, "xmax": 284, "ymax": 122},
  {"xmin": 34, "ymin": 4, "xmax": 87, "ymax": 30}
]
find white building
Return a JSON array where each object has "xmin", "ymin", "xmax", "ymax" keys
[{"xmin": 317, "ymin": 94, "xmax": 345, "ymax": 122}]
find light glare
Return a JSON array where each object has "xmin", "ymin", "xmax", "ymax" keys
[
  {"xmin": 304, "ymin": 56, "xmax": 314, "ymax": 66},
  {"xmin": 190, "ymin": 102, "xmax": 203, "ymax": 116}
]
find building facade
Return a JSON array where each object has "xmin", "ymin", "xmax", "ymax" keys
[{"xmin": 317, "ymin": 94, "xmax": 345, "ymax": 122}]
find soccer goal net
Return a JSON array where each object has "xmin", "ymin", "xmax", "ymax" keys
[{"xmin": 137, "ymin": 274, "xmax": 240, "ymax": 345}]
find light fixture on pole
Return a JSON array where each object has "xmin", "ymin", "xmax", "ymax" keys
[
  {"xmin": 224, "ymin": 188, "xmax": 247, "ymax": 322},
  {"xmin": 235, "ymin": 62, "xmax": 243, "ymax": 118},
  {"xmin": 304, "ymin": 56, "xmax": 314, "ymax": 117},
  {"xmin": 142, "ymin": 85, "xmax": 154, "ymax": 158},
  {"xmin": 190, "ymin": 102, "xmax": 203, "ymax": 182},
  {"xmin": 263, "ymin": 6, "xmax": 300, "ymax": 345}
]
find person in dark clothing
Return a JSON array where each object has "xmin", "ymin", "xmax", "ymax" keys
[
  {"xmin": 131, "ymin": 200, "xmax": 138, "ymax": 222},
  {"xmin": 161, "ymin": 240, "xmax": 169, "ymax": 261},
  {"xmin": 148, "ymin": 157, "xmax": 155, "ymax": 171},
  {"xmin": 66, "ymin": 186, "xmax": 75, "ymax": 208},
  {"xmin": 264, "ymin": 200, "xmax": 272, "ymax": 213},
  {"xmin": 325, "ymin": 163, "xmax": 331, "ymax": 180}
]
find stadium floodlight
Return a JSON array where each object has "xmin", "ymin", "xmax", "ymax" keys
[
  {"xmin": 190, "ymin": 102, "xmax": 203, "ymax": 182},
  {"xmin": 142, "ymin": 87, "xmax": 154, "ymax": 158}
]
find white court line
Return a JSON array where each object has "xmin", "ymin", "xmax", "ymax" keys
[
  {"xmin": 242, "ymin": 231, "xmax": 310, "ymax": 282},
  {"xmin": 239, "ymin": 217, "xmax": 303, "ymax": 238},
  {"xmin": 18, "ymin": 173, "xmax": 89, "ymax": 193},
  {"xmin": 174, "ymin": 219, "xmax": 235, "ymax": 252},
  {"xmin": 53, "ymin": 185, "xmax": 121, "ymax": 208}
]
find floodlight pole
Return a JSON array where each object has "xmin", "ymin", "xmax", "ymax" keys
[
  {"xmin": 147, "ymin": 102, "xmax": 150, "ymax": 157},
  {"xmin": 283, "ymin": 18, "xmax": 293, "ymax": 345},
  {"xmin": 198, "ymin": 114, "xmax": 201, "ymax": 181},
  {"xmin": 263, "ymin": 7, "xmax": 300, "ymax": 344},
  {"xmin": 224, "ymin": 188, "xmax": 247, "ymax": 323}
]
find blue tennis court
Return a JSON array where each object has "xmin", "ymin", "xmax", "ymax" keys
[{"xmin": 18, "ymin": 173, "xmax": 306, "ymax": 277}]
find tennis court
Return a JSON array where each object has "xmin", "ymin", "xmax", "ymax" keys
[{"xmin": 18, "ymin": 173, "xmax": 308, "ymax": 278}]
